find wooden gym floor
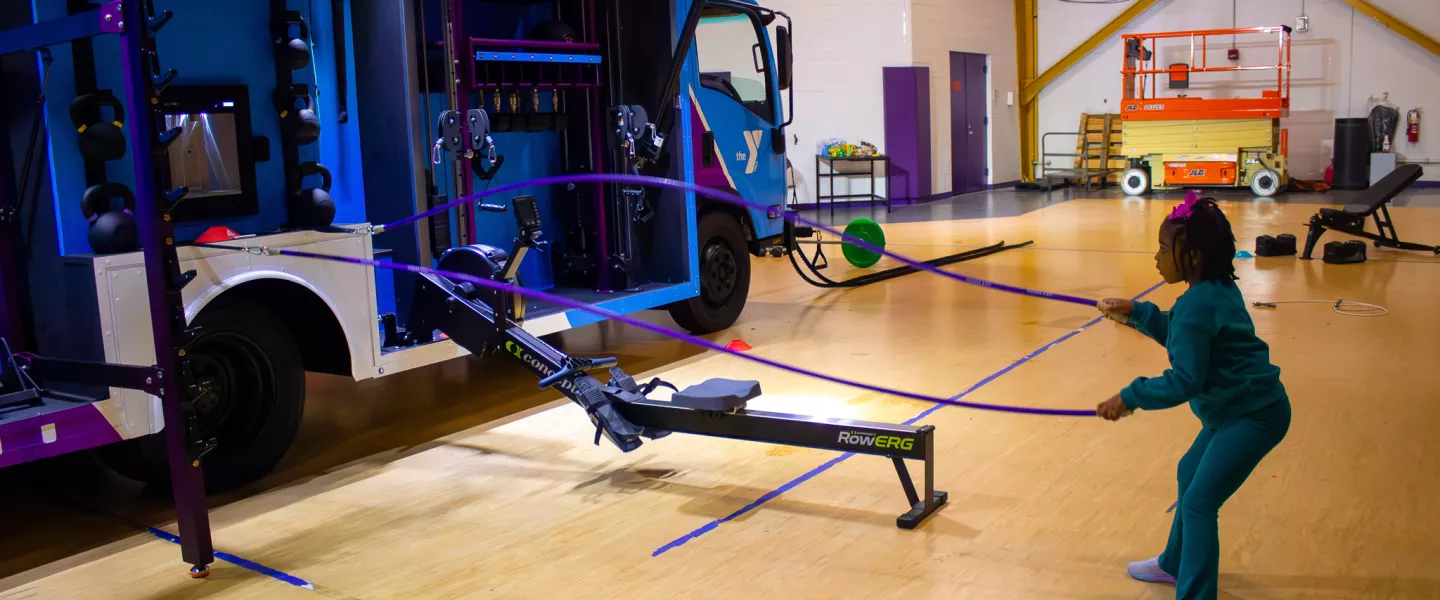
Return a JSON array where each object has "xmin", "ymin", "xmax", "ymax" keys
[{"xmin": 4, "ymin": 191, "xmax": 1440, "ymax": 599}]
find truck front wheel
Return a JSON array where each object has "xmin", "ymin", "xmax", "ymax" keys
[
  {"xmin": 667, "ymin": 210, "xmax": 751, "ymax": 334},
  {"xmin": 97, "ymin": 303, "xmax": 306, "ymax": 493}
]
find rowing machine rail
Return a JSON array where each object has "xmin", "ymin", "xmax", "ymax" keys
[{"xmin": 405, "ymin": 202, "xmax": 946, "ymax": 529}]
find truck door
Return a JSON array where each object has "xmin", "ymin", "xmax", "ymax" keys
[{"xmin": 691, "ymin": 2, "xmax": 787, "ymax": 240}]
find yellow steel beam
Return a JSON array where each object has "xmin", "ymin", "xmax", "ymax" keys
[
  {"xmin": 1020, "ymin": 0, "xmax": 1159, "ymax": 105},
  {"xmin": 1338, "ymin": 0, "xmax": 1440, "ymax": 58},
  {"xmin": 1016, "ymin": 0, "xmax": 1037, "ymax": 181}
]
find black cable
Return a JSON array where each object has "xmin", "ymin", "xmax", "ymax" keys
[
  {"xmin": 18, "ymin": 51, "xmax": 56, "ymax": 244},
  {"xmin": 788, "ymin": 240, "xmax": 1033, "ymax": 289},
  {"xmin": 415, "ymin": 0, "xmax": 436, "ymax": 191}
]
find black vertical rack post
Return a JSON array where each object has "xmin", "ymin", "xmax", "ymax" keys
[
  {"xmin": 67, "ymin": 0, "xmax": 108, "ymax": 189},
  {"xmin": 331, "ymin": 0, "xmax": 348, "ymax": 124},
  {"xmin": 270, "ymin": 3, "xmax": 311, "ymax": 222}
]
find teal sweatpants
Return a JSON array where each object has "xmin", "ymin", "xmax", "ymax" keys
[{"xmin": 1158, "ymin": 399, "xmax": 1291, "ymax": 599}]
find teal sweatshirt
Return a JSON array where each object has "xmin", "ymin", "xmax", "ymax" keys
[{"xmin": 1120, "ymin": 279, "xmax": 1287, "ymax": 428}]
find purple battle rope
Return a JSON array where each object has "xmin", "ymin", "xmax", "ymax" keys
[
  {"xmin": 375, "ymin": 173, "xmax": 1099, "ymax": 307},
  {"xmin": 272, "ymin": 247, "xmax": 1097, "ymax": 417}
]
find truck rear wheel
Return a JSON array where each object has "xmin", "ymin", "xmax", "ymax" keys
[
  {"xmin": 96, "ymin": 303, "xmax": 306, "ymax": 493},
  {"xmin": 668, "ymin": 210, "xmax": 751, "ymax": 334}
]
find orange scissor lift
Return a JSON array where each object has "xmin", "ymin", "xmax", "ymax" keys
[{"xmin": 1118, "ymin": 26, "xmax": 1292, "ymax": 197}]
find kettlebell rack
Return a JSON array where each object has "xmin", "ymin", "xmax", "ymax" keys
[
  {"xmin": 72, "ymin": 90, "xmax": 140, "ymax": 255},
  {"xmin": 70, "ymin": 83, "xmax": 140, "ymax": 255},
  {"xmin": 67, "ymin": 2, "xmax": 116, "ymax": 198},
  {"xmin": 0, "ymin": 0, "xmax": 218, "ymax": 575},
  {"xmin": 269, "ymin": 2, "xmax": 332, "ymax": 229}
]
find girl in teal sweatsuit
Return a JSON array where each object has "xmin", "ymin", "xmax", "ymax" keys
[{"xmin": 1095, "ymin": 195, "xmax": 1291, "ymax": 600}]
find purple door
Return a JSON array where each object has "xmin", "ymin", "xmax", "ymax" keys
[{"xmin": 949, "ymin": 52, "xmax": 988, "ymax": 195}]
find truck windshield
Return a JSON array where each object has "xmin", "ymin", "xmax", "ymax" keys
[{"xmin": 695, "ymin": 7, "xmax": 774, "ymax": 122}]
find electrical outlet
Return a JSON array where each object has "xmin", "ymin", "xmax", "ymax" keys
[{"xmin": 1296, "ymin": 15, "xmax": 1310, "ymax": 32}]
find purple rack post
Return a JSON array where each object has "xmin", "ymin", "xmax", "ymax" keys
[
  {"xmin": 585, "ymin": 0, "xmax": 611, "ymax": 293},
  {"xmin": 449, "ymin": 0, "xmax": 478, "ymax": 241},
  {"xmin": 117, "ymin": 0, "xmax": 215, "ymax": 573}
]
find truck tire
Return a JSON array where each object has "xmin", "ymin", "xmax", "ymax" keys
[
  {"xmin": 667, "ymin": 210, "xmax": 751, "ymax": 334},
  {"xmin": 1250, "ymin": 168, "xmax": 1281, "ymax": 197},
  {"xmin": 1120, "ymin": 168, "xmax": 1151, "ymax": 196},
  {"xmin": 95, "ymin": 303, "xmax": 306, "ymax": 493}
]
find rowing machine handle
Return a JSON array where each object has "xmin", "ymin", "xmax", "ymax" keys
[
  {"xmin": 537, "ymin": 356, "xmax": 620, "ymax": 389},
  {"xmin": 477, "ymin": 203, "xmax": 506, "ymax": 213}
]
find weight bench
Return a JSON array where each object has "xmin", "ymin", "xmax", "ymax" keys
[{"xmin": 1302, "ymin": 164, "xmax": 1440, "ymax": 259}]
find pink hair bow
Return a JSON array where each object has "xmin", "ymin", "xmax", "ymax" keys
[{"xmin": 1169, "ymin": 189, "xmax": 1201, "ymax": 220}]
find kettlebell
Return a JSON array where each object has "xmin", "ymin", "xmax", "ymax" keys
[
  {"xmin": 290, "ymin": 162, "xmax": 335, "ymax": 228},
  {"xmin": 277, "ymin": 87, "xmax": 321, "ymax": 146},
  {"xmin": 81, "ymin": 182, "xmax": 138, "ymax": 255},
  {"xmin": 69, "ymin": 92, "xmax": 127, "ymax": 162},
  {"xmin": 291, "ymin": 93, "xmax": 321, "ymax": 146},
  {"xmin": 275, "ymin": 18, "xmax": 311, "ymax": 70}
]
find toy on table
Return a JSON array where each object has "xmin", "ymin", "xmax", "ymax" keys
[{"xmin": 818, "ymin": 138, "xmax": 879, "ymax": 158}]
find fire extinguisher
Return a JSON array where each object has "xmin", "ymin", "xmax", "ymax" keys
[{"xmin": 1408, "ymin": 109, "xmax": 1421, "ymax": 144}]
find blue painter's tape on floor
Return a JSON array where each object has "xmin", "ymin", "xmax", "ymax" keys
[
  {"xmin": 651, "ymin": 281, "xmax": 1166, "ymax": 557},
  {"xmin": 650, "ymin": 452, "xmax": 854, "ymax": 557},
  {"xmin": 147, "ymin": 528, "xmax": 315, "ymax": 590}
]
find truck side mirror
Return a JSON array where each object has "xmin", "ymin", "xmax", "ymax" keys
[{"xmin": 776, "ymin": 26, "xmax": 792, "ymax": 91}]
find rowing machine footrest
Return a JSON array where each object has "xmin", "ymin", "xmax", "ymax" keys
[
  {"xmin": 573, "ymin": 377, "xmax": 644, "ymax": 451},
  {"xmin": 607, "ymin": 367, "xmax": 640, "ymax": 393},
  {"xmin": 670, "ymin": 379, "xmax": 761, "ymax": 412}
]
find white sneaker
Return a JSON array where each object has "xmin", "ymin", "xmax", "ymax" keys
[{"xmin": 1126, "ymin": 557, "xmax": 1177, "ymax": 585}]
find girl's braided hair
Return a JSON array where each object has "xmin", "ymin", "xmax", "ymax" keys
[{"xmin": 1166, "ymin": 192, "xmax": 1237, "ymax": 282}]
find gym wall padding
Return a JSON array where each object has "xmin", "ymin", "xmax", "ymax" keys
[{"xmin": 33, "ymin": 0, "xmax": 367, "ymax": 256}]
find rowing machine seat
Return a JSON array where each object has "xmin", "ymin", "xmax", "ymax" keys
[{"xmin": 670, "ymin": 378, "xmax": 761, "ymax": 412}]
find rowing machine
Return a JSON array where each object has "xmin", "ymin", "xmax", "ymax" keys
[{"xmin": 402, "ymin": 196, "xmax": 947, "ymax": 529}]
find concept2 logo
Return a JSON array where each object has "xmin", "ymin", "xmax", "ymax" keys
[
  {"xmin": 837, "ymin": 430, "xmax": 915, "ymax": 451},
  {"xmin": 505, "ymin": 341, "xmax": 577, "ymax": 393},
  {"xmin": 742, "ymin": 130, "xmax": 763, "ymax": 174}
]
